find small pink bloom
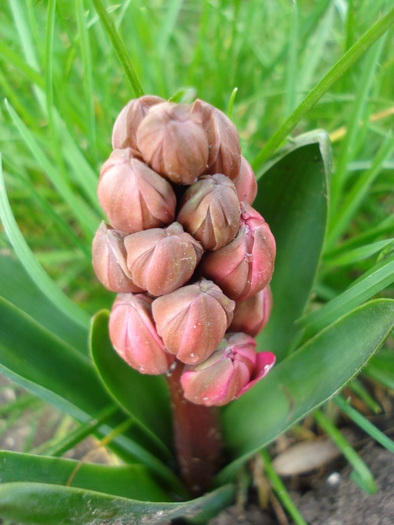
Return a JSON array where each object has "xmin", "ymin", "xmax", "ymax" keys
[
  {"xmin": 92, "ymin": 221, "xmax": 143, "ymax": 293},
  {"xmin": 180, "ymin": 332, "xmax": 275, "ymax": 406},
  {"xmin": 152, "ymin": 279, "xmax": 235, "ymax": 365},
  {"xmin": 124, "ymin": 222, "xmax": 203, "ymax": 297},
  {"xmin": 97, "ymin": 148, "xmax": 176, "ymax": 233},
  {"xmin": 112, "ymin": 95, "xmax": 165, "ymax": 151},
  {"xmin": 177, "ymin": 174, "xmax": 240, "ymax": 251},
  {"xmin": 137, "ymin": 103, "xmax": 209, "ymax": 185},
  {"xmin": 232, "ymin": 156, "xmax": 257, "ymax": 205},
  {"xmin": 199, "ymin": 202, "xmax": 276, "ymax": 300},
  {"xmin": 229, "ymin": 285, "xmax": 273, "ymax": 337},
  {"xmin": 109, "ymin": 293, "xmax": 174, "ymax": 375}
]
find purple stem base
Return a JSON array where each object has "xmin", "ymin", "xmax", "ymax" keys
[{"xmin": 166, "ymin": 360, "xmax": 224, "ymax": 497}]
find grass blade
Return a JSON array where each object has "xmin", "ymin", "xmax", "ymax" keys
[
  {"xmin": 284, "ymin": 0, "xmax": 298, "ymax": 116},
  {"xmin": 251, "ymin": 5, "xmax": 394, "ymax": 173},
  {"xmin": 260, "ymin": 449, "xmax": 308, "ymax": 525},
  {"xmin": 313, "ymin": 409, "xmax": 377, "ymax": 494},
  {"xmin": 334, "ymin": 395, "xmax": 394, "ymax": 454},
  {"xmin": 0, "ymin": 156, "xmax": 90, "ymax": 329},
  {"xmin": 90, "ymin": 0, "xmax": 144, "ymax": 97},
  {"xmin": 297, "ymin": 253, "xmax": 394, "ymax": 343},
  {"xmin": 4, "ymin": 100, "xmax": 99, "ymax": 237},
  {"xmin": 75, "ymin": 0, "xmax": 98, "ymax": 164}
]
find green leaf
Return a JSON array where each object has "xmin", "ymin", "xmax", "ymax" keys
[
  {"xmin": 0, "ymin": 482, "xmax": 235, "ymax": 525},
  {"xmin": 0, "ymin": 297, "xmax": 177, "ymax": 480},
  {"xmin": 0, "ymin": 252, "xmax": 88, "ymax": 354},
  {"xmin": 90, "ymin": 310, "xmax": 173, "ymax": 455},
  {"xmin": 0, "ymin": 450, "xmax": 170, "ymax": 502},
  {"xmin": 216, "ymin": 299, "xmax": 394, "ymax": 484},
  {"xmin": 298, "ymin": 253, "xmax": 394, "ymax": 343},
  {"xmin": 253, "ymin": 131, "xmax": 331, "ymax": 360}
]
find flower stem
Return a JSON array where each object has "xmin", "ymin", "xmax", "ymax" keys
[{"xmin": 166, "ymin": 361, "xmax": 224, "ymax": 496}]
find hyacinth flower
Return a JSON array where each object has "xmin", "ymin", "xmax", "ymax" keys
[
  {"xmin": 152, "ymin": 279, "xmax": 235, "ymax": 365},
  {"xmin": 124, "ymin": 222, "xmax": 203, "ymax": 297},
  {"xmin": 180, "ymin": 332, "xmax": 276, "ymax": 406},
  {"xmin": 109, "ymin": 293, "xmax": 175, "ymax": 375},
  {"xmin": 93, "ymin": 96, "xmax": 276, "ymax": 494},
  {"xmin": 200, "ymin": 201, "xmax": 276, "ymax": 300},
  {"xmin": 92, "ymin": 221, "xmax": 143, "ymax": 293},
  {"xmin": 97, "ymin": 148, "xmax": 176, "ymax": 233},
  {"xmin": 177, "ymin": 174, "xmax": 241, "ymax": 251},
  {"xmin": 229, "ymin": 285, "xmax": 273, "ymax": 337}
]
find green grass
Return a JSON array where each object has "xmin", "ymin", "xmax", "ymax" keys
[{"xmin": 0, "ymin": 0, "xmax": 393, "ymax": 520}]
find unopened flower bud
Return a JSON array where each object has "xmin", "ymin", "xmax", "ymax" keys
[
  {"xmin": 137, "ymin": 102, "xmax": 209, "ymax": 185},
  {"xmin": 152, "ymin": 279, "xmax": 235, "ymax": 365},
  {"xmin": 204, "ymin": 107, "xmax": 241, "ymax": 180},
  {"xmin": 180, "ymin": 332, "xmax": 275, "ymax": 406},
  {"xmin": 232, "ymin": 156, "xmax": 257, "ymax": 205},
  {"xmin": 190, "ymin": 99, "xmax": 220, "ymax": 169},
  {"xmin": 92, "ymin": 222, "xmax": 143, "ymax": 293},
  {"xmin": 177, "ymin": 174, "xmax": 240, "ymax": 251},
  {"xmin": 124, "ymin": 222, "xmax": 203, "ymax": 297},
  {"xmin": 98, "ymin": 148, "xmax": 176, "ymax": 233},
  {"xmin": 109, "ymin": 293, "xmax": 174, "ymax": 375},
  {"xmin": 228, "ymin": 286, "xmax": 273, "ymax": 336},
  {"xmin": 200, "ymin": 202, "xmax": 276, "ymax": 300},
  {"xmin": 112, "ymin": 95, "xmax": 165, "ymax": 150}
]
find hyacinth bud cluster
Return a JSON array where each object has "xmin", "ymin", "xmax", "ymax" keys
[{"xmin": 93, "ymin": 96, "xmax": 276, "ymax": 406}]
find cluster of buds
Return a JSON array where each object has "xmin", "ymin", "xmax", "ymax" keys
[{"xmin": 93, "ymin": 96, "xmax": 276, "ymax": 406}]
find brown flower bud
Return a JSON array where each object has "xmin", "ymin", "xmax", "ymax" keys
[
  {"xmin": 112, "ymin": 95, "xmax": 165, "ymax": 150},
  {"xmin": 228, "ymin": 285, "xmax": 273, "ymax": 337},
  {"xmin": 177, "ymin": 174, "xmax": 240, "ymax": 251},
  {"xmin": 152, "ymin": 279, "xmax": 235, "ymax": 365},
  {"xmin": 136, "ymin": 102, "xmax": 209, "ymax": 185},
  {"xmin": 92, "ymin": 221, "xmax": 143, "ymax": 293},
  {"xmin": 204, "ymin": 107, "xmax": 241, "ymax": 180},
  {"xmin": 97, "ymin": 148, "xmax": 176, "ymax": 233},
  {"xmin": 199, "ymin": 202, "xmax": 276, "ymax": 300},
  {"xmin": 190, "ymin": 99, "xmax": 220, "ymax": 169},
  {"xmin": 124, "ymin": 222, "xmax": 203, "ymax": 297},
  {"xmin": 109, "ymin": 293, "xmax": 174, "ymax": 375},
  {"xmin": 232, "ymin": 156, "xmax": 257, "ymax": 205}
]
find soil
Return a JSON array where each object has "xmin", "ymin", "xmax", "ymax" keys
[{"xmin": 1, "ymin": 372, "xmax": 393, "ymax": 525}]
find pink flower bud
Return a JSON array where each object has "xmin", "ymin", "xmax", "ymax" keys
[
  {"xmin": 199, "ymin": 202, "xmax": 276, "ymax": 300},
  {"xmin": 124, "ymin": 222, "xmax": 203, "ymax": 297},
  {"xmin": 97, "ymin": 148, "xmax": 176, "ymax": 233},
  {"xmin": 204, "ymin": 107, "xmax": 241, "ymax": 180},
  {"xmin": 112, "ymin": 95, "xmax": 165, "ymax": 150},
  {"xmin": 136, "ymin": 103, "xmax": 209, "ymax": 185},
  {"xmin": 177, "ymin": 174, "xmax": 240, "ymax": 251},
  {"xmin": 152, "ymin": 279, "xmax": 235, "ymax": 365},
  {"xmin": 228, "ymin": 285, "xmax": 273, "ymax": 337},
  {"xmin": 180, "ymin": 332, "xmax": 275, "ymax": 406},
  {"xmin": 109, "ymin": 293, "xmax": 174, "ymax": 375},
  {"xmin": 232, "ymin": 156, "xmax": 257, "ymax": 205},
  {"xmin": 92, "ymin": 221, "xmax": 143, "ymax": 293},
  {"xmin": 190, "ymin": 99, "xmax": 220, "ymax": 169}
]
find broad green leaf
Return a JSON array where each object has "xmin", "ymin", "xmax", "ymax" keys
[
  {"xmin": 0, "ymin": 252, "xmax": 88, "ymax": 354},
  {"xmin": 0, "ymin": 297, "xmax": 181, "ymax": 488},
  {"xmin": 0, "ymin": 451, "xmax": 170, "ymax": 502},
  {"xmin": 298, "ymin": 253, "xmax": 394, "ymax": 343},
  {"xmin": 253, "ymin": 131, "xmax": 330, "ymax": 360},
  {"xmin": 90, "ymin": 310, "xmax": 173, "ymax": 454},
  {"xmin": 0, "ymin": 482, "xmax": 235, "ymax": 525},
  {"xmin": 216, "ymin": 299, "xmax": 394, "ymax": 484}
]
